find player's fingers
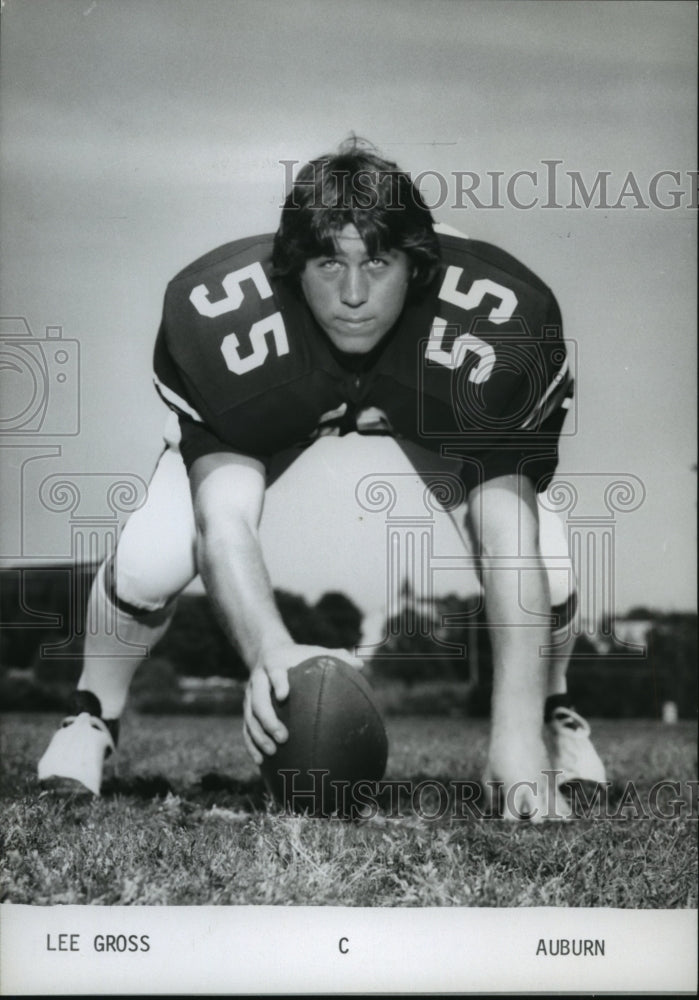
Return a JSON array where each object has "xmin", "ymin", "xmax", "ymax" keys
[
  {"xmin": 500, "ymin": 780, "xmax": 572, "ymax": 824},
  {"xmin": 244, "ymin": 683, "xmax": 279, "ymax": 757},
  {"xmin": 268, "ymin": 665, "xmax": 290, "ymax": 704},
  {"xmin": 525, "ymin": 776, "xmax": 573, "ymax": 823},
  {"xmin": 515, "ymin": 785, "xmax": 543, "ymax": 824},
  {"xmin": 495, "ymin": 779, "xmax": 541, "ymax": 823},
  {"xmin": 242, "ymin": 719, "xmax": 264, "ymax": 767},
  {"xmin": 480, "ymin": 774, "xmax": 502, "ymax": 818},
  {"xmin": 540, "ymin": 786, "xmax": 573, "ymax": 823},
  {"xmin": 250, "ymin": 670, "xmax": 288, "ymax": 744},
  {"xmin": 245, "ymin": 707, "xmax": 277, "ymax": 757}
]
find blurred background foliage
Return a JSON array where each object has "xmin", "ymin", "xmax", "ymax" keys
[{"xmin": 1, "ymin": 566, "xmax": 696, "ymax": 718}]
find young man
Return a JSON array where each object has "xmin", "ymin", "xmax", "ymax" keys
[{"xmin": 39, "ymin": 141, "xmax": 605, "ymax": 819}]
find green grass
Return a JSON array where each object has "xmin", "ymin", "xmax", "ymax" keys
[{"xmin": 1, "ymin": 714, "xmax": 696, "ymax": 907}]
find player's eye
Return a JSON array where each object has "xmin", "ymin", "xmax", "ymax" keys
[
  {"xmin": 367, "ymin": 257, "xmax": 389, "ymax": 268},
  {"xmin": 318, "ymin": 258, "xmax": 341, "ymax": 270}
]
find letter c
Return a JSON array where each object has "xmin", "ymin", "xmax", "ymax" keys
[{"xmin": 339, "ymin": 937, "xmax": 349, "ymax": 954}]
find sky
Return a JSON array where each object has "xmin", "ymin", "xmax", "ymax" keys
[{"xmin": 0, "ymin": 0, "xmax": 696, "ymax": 621}]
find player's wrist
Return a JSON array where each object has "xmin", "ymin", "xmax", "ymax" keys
[{"xmin": 252, "ymin": 633, "xmax": 297, "ymax": 668}]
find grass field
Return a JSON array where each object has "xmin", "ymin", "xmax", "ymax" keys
[{"xmin": 1, "ymin": 713, "xmax": 696, "ymax": 907}]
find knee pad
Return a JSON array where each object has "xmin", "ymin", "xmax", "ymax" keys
[
  {"xmin": 103, "ymin": 556, "xmax": 176, "ymax": 620},
  {"xmin": 551, "ymin": 590, "xmax": 577, "ymax": 635}
]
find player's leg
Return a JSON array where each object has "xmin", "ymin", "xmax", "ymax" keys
[
  {"xmin": 392, "ymin": 443, "xmax": 560, "ymax": 818},
  {"xmin": 538, "ymin": 500, "xmax": 606, "ymax": 786},
  {"xmin": 537, "ymin": 499, "xmax": 577, "ymax": 699},
  {"xmin": 450, "ymin": 489, "xmax": 605, "ymax": 793},
  {"xmin": 38, "ymin": 443, "xmax": 198, "ymax": 793},
  {"xmin": 468, "ymin": 481, "xmax": 570, "ymax": 821}
]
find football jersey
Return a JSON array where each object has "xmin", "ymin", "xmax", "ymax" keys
[{"xmin": 153, "ymin": 230, "xmax": 572, "ymax": 493}]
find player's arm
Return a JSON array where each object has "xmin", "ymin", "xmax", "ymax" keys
[
  {"xmin": 467, "ymin": 472, "xmax": 554, "ymax": 818},
  {"xmin": 189, "ymin": 450, "xmax": 360, "ymax": 765}
]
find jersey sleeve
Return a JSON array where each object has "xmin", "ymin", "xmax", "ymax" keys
[
  {"xmin": 151, "ymin": 234, "xmax": 328, "ymax": 470},
  {"xmin": 153, "ymin": 306, "xmax": 269, "ymax": 473},
  {"xmin": 455, "ymin": 291, "xmax": 574, "ymax": 494},
  {"xmin": 177, "ymin": 415, "xmax": 257, "ymax": 471}
]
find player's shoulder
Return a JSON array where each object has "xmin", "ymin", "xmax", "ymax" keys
[
  {"xmin": 435, "ymin": 222, "xmax": 554, "ymax": 302},
  {"xmin": 167, "ymin": 233, "xmax": 276, "ymax": 287}
]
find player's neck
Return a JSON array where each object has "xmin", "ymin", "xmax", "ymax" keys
[{"xmin": 323, "ymin": 324, "xmax": 400, "ymax": 373}]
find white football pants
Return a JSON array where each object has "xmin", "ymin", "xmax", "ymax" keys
[
  {"xmin": 113, "ymin": 436, "xmax": 575, "ymax": 616},
  {"xmin": 78, "ymin": 426, "xmax": 576, "ymax": 719}
]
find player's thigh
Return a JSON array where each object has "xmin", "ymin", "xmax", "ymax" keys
[
  {"xmin": 537, "ymin": 496, "xmax": 575, "ymax": 606},
  {"xmin": 396, "ymin": 440, "xmax": 575, "ymax": 600},
  {"xmin": 114, "ymin": 445, "xmax": 198, "ymax": 610}
]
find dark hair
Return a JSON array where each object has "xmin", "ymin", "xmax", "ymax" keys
[{"xmin": 272, "ymin": 138, "xmax": 441, "ymax": 292}]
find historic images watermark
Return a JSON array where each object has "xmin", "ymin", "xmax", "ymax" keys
[
  {"xmin": 274, "ymin": 769, "xmax": 699, "ymax": 823},
  {"xmin": 1, "ymin": 316, "xmax": 148, "ymax": 657},
  {"xmin": 280, "ymin": 159, "xmax": 698, "ymax": 211}
]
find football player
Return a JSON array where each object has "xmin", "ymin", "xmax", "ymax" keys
[{"xmin": 38, "ymin": 140, "xmax": 605, "ymax": 819}]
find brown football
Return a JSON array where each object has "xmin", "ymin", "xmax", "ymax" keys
[{"xmin": 259, "ymin": 655, "xmax": 388, "ymax": 817}]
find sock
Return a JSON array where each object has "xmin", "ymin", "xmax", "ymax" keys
[
  {"xmin": 69, "ymin": 689, "xmax": 120, "ymax": 747},
  {"xmin": 76, "ymin": 561, "xmax": 176, "ymax": 721},
  {"xmin": 544, "ymin": 692, "xmax": 574, "ymax": 723}
]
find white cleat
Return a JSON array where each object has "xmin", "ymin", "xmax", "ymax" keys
[
  {"xmin": 546, "ymin": 706, "xmax": 607, "ymax": 786},
  {"xmin": 38, "ymin": 712, "xmax": 115, "ymax": 796}
]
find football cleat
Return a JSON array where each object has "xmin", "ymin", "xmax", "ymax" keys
[
  {"xmin": 38, "ymin": 696, "xmax": 116, "ymax": 796},
  {"xmin": 545, "ymin": 704, "xmax": 607, "ymax": 786}
]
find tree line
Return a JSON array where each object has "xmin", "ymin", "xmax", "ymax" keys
[{"xmin": 1, "ymin": 565, "xmax": 696, "ymax": 718}]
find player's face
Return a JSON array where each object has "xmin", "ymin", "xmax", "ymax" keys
[{"xmin": 300, "ymin": 224, "xmax": 413, "ymax": 353}]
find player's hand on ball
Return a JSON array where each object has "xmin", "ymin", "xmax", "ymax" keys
[{"xmin": 243, "ymin": 644, "xmax": 363, "ymax": 765}]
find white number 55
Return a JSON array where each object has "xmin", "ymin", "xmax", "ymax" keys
[
  {"xmin": 189, "ymin": 262, "xmax": 289, "ymax": 375},
  {"xmin": 426, "ymin": 267, "xmax": 517, "ymax": 384}
]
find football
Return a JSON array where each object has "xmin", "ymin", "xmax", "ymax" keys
[{"xmin": 259, "ymin": 655, "xmax": 388, "ymax": 817}]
